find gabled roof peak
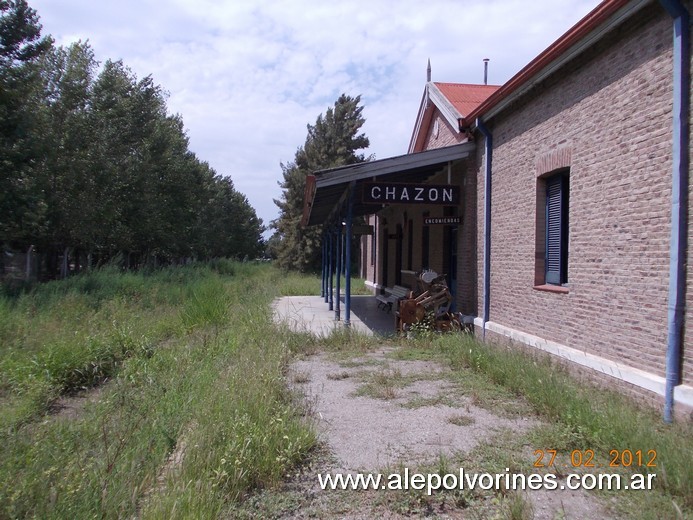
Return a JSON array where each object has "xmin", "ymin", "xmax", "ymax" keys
[{"xmin": 408, "ymin": 81, "xmax": 500, "ymax": 153}]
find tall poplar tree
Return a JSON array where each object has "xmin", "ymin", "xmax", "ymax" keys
[
  {"xmin": 272, "ymin": 94, "xmax": 369, "ymax": 271},
  {"xmin": 0, "ymin": 0, "xmax": 52, "ymax": 247},
  {"xmin": 1, "ymin": 2, "xmax": 267, "ymax": 277}
]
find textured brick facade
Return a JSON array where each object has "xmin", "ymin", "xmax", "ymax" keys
[
  {"xmin": 472, "ymin": 4, "xmax": 692, "ymax": 391},
  {"xmin": 424, "ymin": 110, "xmax": 465, "ymax": 150},
  {"xmin": 361, "ymin": 1, "xmax": 691, "ymax": 410}
]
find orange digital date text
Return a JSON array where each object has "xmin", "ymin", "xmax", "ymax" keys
[{"xmin": 533, "ymin": 449, "xmax": 657, "ymax": 468}]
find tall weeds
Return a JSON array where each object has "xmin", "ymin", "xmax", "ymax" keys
[
  {"xmin": 433, "ymin": 333, "xmax": 693, "ymax": 509},
  {"xmin": 0, "ymin": 262, "xmax": 316, "ymax": 519}
]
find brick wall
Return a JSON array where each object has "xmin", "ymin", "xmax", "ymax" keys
[
  {"xmin": 474, "ymin": 5, "xmax": 692, "ymax": 388},
  {"xmin": 424, "ymin": 109, "xmax": 465, "ymax": 150}
]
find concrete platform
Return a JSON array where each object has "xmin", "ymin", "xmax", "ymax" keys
[{"xmin": 272, "ymin": 295, "xmax": 397, "ymax": 337}]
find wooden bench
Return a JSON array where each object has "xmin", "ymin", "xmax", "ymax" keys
[{"xmin": 376, "ymin": 285, "xmax": 411, "ymax": 313}]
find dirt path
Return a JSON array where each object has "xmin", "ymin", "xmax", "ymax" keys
[
  {"xmin": 291, "ymin": 347, "xmax": 536, "ymax": 473},
  {"xmin": 228, "ymin": 344, "xmax": 612, "ymax": 519}
]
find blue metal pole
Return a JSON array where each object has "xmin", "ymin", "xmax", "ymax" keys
[
  {"xmin": 342, "ymin": 231, "xmax": 347, "ymax": 277},
  {"xmin": 345, "ymin": 188, "xmax": 354, "ymax": 326},
  {"xmin": 321, "ymin": 237, "xmax": 326, "ymax": 299},
  {"xmin": 659, "ymin": 0, "xmax": 690, "ymax": 423},
  {"xmin": 335, "ymin": 224, "xmax": 342, "ymax": 321},
  {"xmin": 328, "ymin": 231, "xmax": 334, "ymax": 311}
]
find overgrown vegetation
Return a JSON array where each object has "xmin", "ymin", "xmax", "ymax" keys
[
  {"xmin": 0, "ymin": 261, "xmax": 316, "ymax": 518},
  {"xmin": 270, "ymin": 94, "xmax": 370, "ymax": 272},
  {"xmin": 433, "ymin": 333, "xmax": 693, "ymax": 515},
  {"xmin": 1, "ymin": 264, "xmax": 690, "ymax": 519}
]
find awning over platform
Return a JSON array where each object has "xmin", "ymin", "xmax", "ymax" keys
[{"xmin": 301, "ymin": 141, "xmax": 476, "ymax": 227}]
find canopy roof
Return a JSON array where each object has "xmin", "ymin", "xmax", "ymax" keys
[{"xmin": 302, "ymin": 141, "xmax": 475, "ymax": 227}]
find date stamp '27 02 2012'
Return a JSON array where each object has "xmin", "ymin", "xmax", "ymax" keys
[{"xmin": 533, "ymin": 449, "xmax": 657, "ymax": 469}]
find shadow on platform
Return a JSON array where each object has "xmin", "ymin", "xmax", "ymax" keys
[{"xmin": 272, "ymin": 294, "xmax": 397, "ymax": 337}]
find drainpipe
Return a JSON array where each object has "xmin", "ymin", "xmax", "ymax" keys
[
  {"xmin": 659, "ymin": 0, "xmax": 690, "ymax": 423},
  {"xmin": 476, "ymin": 118, "xmax": 493, "ymax": 338}
]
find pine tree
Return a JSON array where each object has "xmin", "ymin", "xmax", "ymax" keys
[{"xmin": 272, "ymin": 94, "xmax": 369, "ymax": 271}]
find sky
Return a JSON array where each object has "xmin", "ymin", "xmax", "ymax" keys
[{"xmin": 29, "ymin": 0, "xmax": 602, "ymax": 235}]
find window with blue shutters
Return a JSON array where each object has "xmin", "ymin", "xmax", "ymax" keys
[{"xmin": 545, "ymin": 173, "xmax": 569, "ymax": 285}]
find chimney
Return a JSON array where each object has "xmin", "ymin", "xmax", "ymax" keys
[
  {"xmin": 427, "ymin": 59, "xmax": 431, "ymax": 82},
  {"xmin": 483, "ymin": 58, "xmax": 489, "ymax": 85}
]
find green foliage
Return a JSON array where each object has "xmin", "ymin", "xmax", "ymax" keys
[
  {"xmin": 0, "ymin": 0, "xmax": 53, "ymax": 244},
  {"xmin": 432, "ymin": 333, "xmax": 693, "ymax": 509},
  {"xmin": 0, "ymin": 5, "xmax": 265, "ymax": 278},
  {"xmin": 0, "ymin": 262, "xmax": 317, "ymax": 518},
  {"xmin": 179, "ymin": 277, "xmax": 231, "ymax": 332},
  {"xmin": 271, "ymin": 94, "xmax": 370, "ymax": 272}
]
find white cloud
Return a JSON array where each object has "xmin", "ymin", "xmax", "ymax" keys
[{"xmin": 30, "ymin": 0, "xmax": 601, "ymax": 232}]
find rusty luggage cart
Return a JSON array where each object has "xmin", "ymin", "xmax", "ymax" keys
[{"xmin": 395, "ymin": 271, "xmax": 462, "ymax": 333}]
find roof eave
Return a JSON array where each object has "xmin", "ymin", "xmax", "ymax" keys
[
  {"xmin": 407, "ymin": 86, "xmax": 432, "ymax": 153},
  {"xmin": 314, "ymin": 141, "xmax": 475, "ymax": 188},
  {"xmin": 303, "ymin": 142, "xmax": 476, "ymax": 227},
  {"xmin": 300, "ymin": 175, "xmax": 317, "ymax": 227}
]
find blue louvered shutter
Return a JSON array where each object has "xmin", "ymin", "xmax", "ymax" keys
[{"xmin": 545, "ymin": 176, "xmax": 564, "ymax": 285}]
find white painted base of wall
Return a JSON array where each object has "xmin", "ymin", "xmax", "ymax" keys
[
  {"xmin": 473, "ymin": 317, "xmax": 693, "ymax": 409},
  {"xmin": 364, "ymin": 280, "xmax": 381, "ymax": 293}
]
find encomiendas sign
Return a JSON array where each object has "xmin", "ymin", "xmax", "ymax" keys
[{"xmin": 362, "ymin": 183, "xmax": 459, "ymax": 205}]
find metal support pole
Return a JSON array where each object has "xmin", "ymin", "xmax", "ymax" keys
[
  {"xmin": 335, "ymin": 224, "xmax": 342, "ymax": 321},
  {"xmin": 345, "ymin": 188, "xmax": 354, "ymax": 326},
  {"xmin": 342, "ymin": 231, "xmax": 347, "ymax": 277},
  {"xmin": 320, "ymin": 235, "xmax": 327, "ymax": 301},
  {"xmin": 328, "ymin": 231, "xmax": 334, "ymax": 311}
]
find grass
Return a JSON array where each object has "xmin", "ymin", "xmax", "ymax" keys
[
  {"xmin": 2, "ymin": 266, "xmax": 691, "ymax": 519},
  {"xmin": 0, "ymin": 261, "xmax": 324, "ymax": 518},
  {"xmin": 426, "ymin": 333, "xmax": 693, "ymax": 517},
  {"xmin": 351, "ymin": 365, "xmax": 449, "ymax": 401},
  {"xmin": 274, "ymin": 272, "xmax": 371, "ymax": 297},
  {"xmin": 447, "ymin": 413, "xmax": 476, "ymax": 426}
]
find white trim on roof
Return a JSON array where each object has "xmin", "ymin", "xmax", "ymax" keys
[
  {"xmin": 427, "ymin": 82, "xmax": 463, "ymax": 130},
  {"xmin": 408, "ymin": 82, "xmax": 464, "ymax": 153}
]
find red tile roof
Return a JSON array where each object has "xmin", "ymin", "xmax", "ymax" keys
[{"xmin": 434, "ymin": 82, "xmax": 500, "ymax": 117}]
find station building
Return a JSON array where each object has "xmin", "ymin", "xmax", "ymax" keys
[{"xmin": 302, "ymin": 0, "xmax": 692, "ymax": 419}]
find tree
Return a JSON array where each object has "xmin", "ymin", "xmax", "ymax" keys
[
  {"xmin": 1, "ymin": 2, "xmax": 267, "ymax": 278},
  {"xmin": 195, "ymin": 176, "xmax": 265, "ymax": 260},
  {"xmin": 39, "ymin": 41, "xmax": 97, "ymax": 253},
  {"xmin": 0, "ymin": 0, "xmax": 52, "ymax": 248},
  {"xmin": 272, "ymin": 94, "xmax": 369, "ymax": 271}
]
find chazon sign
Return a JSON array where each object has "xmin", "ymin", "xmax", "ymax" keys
[{"xmin": 362, "ymin": 182, "xmax": 460, "ymax": 205}]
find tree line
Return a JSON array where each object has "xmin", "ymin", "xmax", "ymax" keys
[{"xmin": 1, "ymin": 1, "xmax": 265, "ymax": 280}]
